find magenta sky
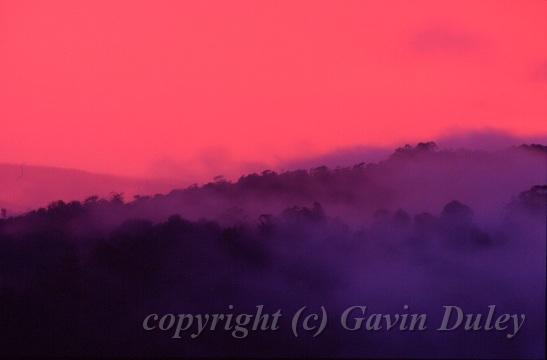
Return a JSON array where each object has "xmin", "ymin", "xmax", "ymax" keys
[{"xmin": 1, "ymin": 1, "xmax": 546, "ymax": 180}]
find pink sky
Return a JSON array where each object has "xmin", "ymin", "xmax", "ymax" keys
[{"xmin": 1, "ymin": 0, "xmax": 546, "ymax": 180}]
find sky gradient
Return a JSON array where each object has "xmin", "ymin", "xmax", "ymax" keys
[{"xmin": 1, "ymin": 0, "xmax": 546, "ymax": 180}]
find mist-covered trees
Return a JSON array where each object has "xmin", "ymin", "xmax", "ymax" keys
[{"xmin": 0, "ymin": 143, "xmax": 544, "ymax": 357}]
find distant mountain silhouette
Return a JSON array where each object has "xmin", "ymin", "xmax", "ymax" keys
[{"xmin": 0, "ymin": 164, "xmax": 178, "ymax": 213}]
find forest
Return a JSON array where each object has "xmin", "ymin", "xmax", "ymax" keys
[{"xmin": 0, "ymin": 143, "xmax": 545, "ymax": 358}]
